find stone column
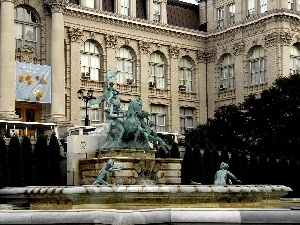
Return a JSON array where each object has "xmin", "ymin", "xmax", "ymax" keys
[
  {"xmin": 46, "ymin": 1, "xmax": 67, "ymax": 122},
  {"xmin": 0, "ymin": 0, "xmax": 19, "ymax": 120},
  {"xmin": 161, "ymin": 0, "xmax": 167, "ymax": 24}
]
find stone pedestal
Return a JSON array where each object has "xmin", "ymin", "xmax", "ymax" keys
[{"xmin": 80, "ymin": 149, "xmax": 182, "ymax": 185}]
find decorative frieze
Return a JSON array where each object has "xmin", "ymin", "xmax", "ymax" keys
[
  {"xmin": 279, "ymin": 32, "xmax": 293, "ymax": 46},
  {"xmin": 264, "ymin": 32, "xmax": 278, "ymax": 47},
  {"xmin": 15, "ymin": 45, "xmax": 41, "ymax": 64},
  {"xmin": 197, "ymin": 50, "xmax": 217, "ymax": 63},
  {"xmin": 105, "ymin": 34, "xmax": 118, "ymax": 48},
  {"xmin": 169, "ymin": 46, "xmax": 180, "ymax": 59},
  {"xmin": 138, "ymin": 41, "xmax": 151, "ymax": 55},
  {"xmin": 264, "ymin": 32, "xmax": 293, "ymax": 47},
  {"xmin": 68, "ymin": 27, "xmax": 83, "ymax": 42},
  {"xmin": 233, "ymin": 41, "xmax": 245, "ymax": 56}
]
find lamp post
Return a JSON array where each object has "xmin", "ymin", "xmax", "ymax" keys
[{"xmin": 77, "ymin": 88, "xmax": 95, "ymax": 126}]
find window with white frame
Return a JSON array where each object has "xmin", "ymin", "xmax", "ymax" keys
[
  {"xmin": 217, "ymin": 7, "xmax": 224, "ymax": 28},
  {"xmin": 179, "ymin": 57, "xmax": 193, "ymax": 92},
  {"xmin": 150, "ymin": 105, "xmax": 166, "ymax": 132},
  {"xmin": 86, "ymin": 0, "xmax": 95, "ymax": 8},
  {"xmin": 180, "ymin": 107, "xmax": 194, "ymax": 135},
  {"xmin": 290, "ymin": 45, "xmax": 300, "ymax": 75},
  {"xmin": 220, "ymin": 54, "xmax": 235, "ymax": 90},
  {"xmin": 228, "ymin": 4, "xmax": 235, "ymax": 25},
  {"xmin": 249, "ymin": 46, "xmax": 266, "ymax": 85},
  {"xmin": 81, "ymin": 41, "xmax": 101, "ymax": 81},
  {"xmin": 14, "ymin": 7, "xmax": 39, "ymax": 52},
  {"xmin": 298, "ymin": 0, "xmax": 300, "ymax": 11},
  {"xmin": 116, "ymin": 47, "xmax": 134, "ymax": 84},
  {"xmin": 121, "ymin": 0, "xmax": 130, "ymax": 16},
  {"xmin": 153, "ymin": 2, "xmax": 161, "ymax": 22},
  {"xmin": 149, "ymin": 52, "xmax": 166, "ymax": 89},
  {"xmin": 259, "ymin": 0, "xmax": 267, "ymax": 13},
  {"xmin": 247, "ymin": 0, "xmax": 255, "ymax": 17},
  {"xmin": 288, "ymin": 0, "xmax": 294, "ymax": 9},
  {"xmin": 81, "ymin": 108, "xmax": 102, "ymax": 126}
]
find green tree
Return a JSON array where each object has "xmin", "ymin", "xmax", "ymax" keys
[
  {"xmin": 48, "ymin": 133, "xmax": 62, "ymax": 185},
  {"xmin": 21, "ymin": 136, "xmax": 35, "ymax": 186},
  {"xmin": 170, "ymin": 142, "xmax": 180, "ymax": 158},
  {"xmin": 0, "ymin": 136, "xmax": 9, "ymax": 187},
  {"xmin": 211, "ymin": 149, "xmax": 220, "ymax": 176},
  {"xmin": 278, "ymin": 156, "xmax": 289, "ymax": 186},
  {"xmin": 192, "ymin": 145, "xmax": 204, "ymax": 183},
  {"xmin": 202, "ymin": 145, "xmax": 213, "ymax": 184},
  {"xmin": 257, "ymin": 154, "xmax": 269, "ymax": 184},
  {"xmin": 268, "ymin": 154, "xmax": 279, "ymax": 184},
  {"xmin": 181, "ymin": 143, "xmax": 194, "ymax": 184},
  {"xmin": 248, "ymin": 153, "xmax": 259, "ymax": 184},
  {"xmin": 240, "ymin": 151, "xmax": 249, "ymax": 184},
  {"xmin": 229, "ymin": 149, "xmax": 241, "ymax": 183},
  {"xmin": 34, "ymin": 134, "xmax": 49, "ymax": 185},
  {"xmin": 8, "ymin": 134, "xmax": 23, "ymax": 186},
  {"xmin": 220, "ymin": 146, "xmax": 229, "ymax": 164}
]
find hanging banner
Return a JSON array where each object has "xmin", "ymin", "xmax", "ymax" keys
[{"xmin": 15, "ymin": 62, "xmax": 51, "ymax": 103}]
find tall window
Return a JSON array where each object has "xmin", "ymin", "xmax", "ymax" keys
[
  {"xmin": 288, "ymin": 0, "xmax": 294, "ymax": 9},
  {"xmin": 149, "ymin": 52, "xmax": 166, "ymax": 89},
  {"xmin": 247, "ymin": 0, "xmax": 255, "ymax": 17},
  {"xmin": 86, "ymin": 0, "xmax": 95, "ymax": 8},
  {"xmin": 180, "ymin": 108, "xmax": 194, "ymax": 135},
  {"xmin": 220, "ymin": 54, "xmax": 235, "ymax": 90},
  {"xmin": 290, "ymin": 45, "xmax": 300, "ymax": 75},
  {"xmin": 298, "ymin": 0, "xmax": 300, "ymax": 11},
  {"xmin": 121, "ymin": 0, "xmax": 130, "ymax": 16},
  {"xmin": 217, "ymin": 7, "xmax": 224, "ymax": 28},
  {"xmin": 150, "ymin": 105, "xmax": 166, "ymax": 132},
  {"xmin": 117, "ymin": 47, "xmax": 134, "ymax": 84},
  {"xmin": 81, "ymin": 109, "xmax": 102, "ymax": 126},
  {"xmin": 228, "ymin": 4, "xmax": 235, "ymax": 25},
  {"xmin": 14, "ymin": 7, "xmax": 39, "ymax": 52},
  {"xmin": 81, "ymin": 41, "xmax": 101, "ymax": 81},
  {"xmin": 259, "ymin": 0, "xmax": 267, "ymax": 13},
  {"xmin": 249, "ymin": 46, "xmax": 266, "ymax": 85},
  {"xmin": 153, "ymin": 2, "xmax": 161, "ymax": 22},
  {"xmin": 179, "ymin": 57, "xmax": 193, "ymax": 92}
]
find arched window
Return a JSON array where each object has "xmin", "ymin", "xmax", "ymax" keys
[
  {"xmin": 116, "ymin": 47, "xmax": 134, "ymax": 84},
  {"xmin": 290, "ymin": 45, "xmax": 300, "ymax": 74},
  {"xmin": 14, "ymin": 6, "xmax": 39, "ymax": 53},
  {"xmin": 219, "ymin": 54, "xmax": 235, "ymax": 90},
  {"xmin": 81, "ymin": 41, "xmax": 101, "ymax": 81},
  {"xmin": 149, "ymin": 52, "xmax": 166, "ymax": 89},
  {"xmin": 179, "ymin": 57, "xmax": 193, "ymax": 92},
  {"xmin": 249, "ymin": 46, "xmax": 266, "ymax": 85}
]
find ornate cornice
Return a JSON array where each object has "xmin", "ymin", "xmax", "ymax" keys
[{"xmin": 68, "ymin": 27, "xmax": 83, "ymax": 42}]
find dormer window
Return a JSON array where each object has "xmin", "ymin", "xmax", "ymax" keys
[{"xmin": 153, "ymin": 2, "xmax": 161, "ymax": 22}]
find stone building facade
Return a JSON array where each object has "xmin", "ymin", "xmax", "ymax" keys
[{"xmin": 0, "ymin": 0, "xmax": 299, "ymax": 137}]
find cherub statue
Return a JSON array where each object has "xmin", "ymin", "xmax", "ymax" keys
[
  {"xmin": 92, "ymin": 159, "xmax": 123, "ymax": 186},
  {"xmin": 214, "ymin": 162, "xmax": 242, "ymax": 185}
]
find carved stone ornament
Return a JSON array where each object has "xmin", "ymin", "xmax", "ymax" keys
[
  {"xmin": 197, "ymin": 50, "xmax": 217, "ymax": 63},
  {"xmin": 138, "ymin": 41, "xmax": 151, "ymax": 55},
  {"xmin": 233, "ymin": 41, "xmax": 245, "ymax": 56},
  {"xmin": 105, "ymin": 34, "xmax": 118, "ymax": 49},
  {"xmin": 264, "ymin": 32, "xmax": 278, "ymax": 48},
  {"xmin": 68, "ymin": 27, "xmax": 83, "ymax": 42},
  {"xmin": 279, "ymin": 32, "xmax": 293, "ymax": 46},
  {"xmin": 169, "ymin": 45, "xmax": 180, "ymax": 59},
  {"xmin": 90, "ymin": 32, "xmax": 95, "ymax": 39},
  {"xmin": 15, "ymin": 45, "xmax": 41, "ymax": 64},
  {"xmin": 44, "ymin": 0, "xmax": 68, "ymax": 13}
]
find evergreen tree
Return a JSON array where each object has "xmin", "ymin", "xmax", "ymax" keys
[
  {"xmin": 278, "ymin": 156, "xmax": 289, "ymax": 186},
  {"xmin": 229, "ymin": 148, "xmax": 241, "ymax": 182},
  {"xmin": 268, "ymin": 154, "xmax": 279, "ymax": 184},
  {"xmin": 257, "ymin": 154, "xmax": 269, "ymax": 184},
  {"xmin": 21, "ymin": 136, "xmax": 35, "ymax": 186},
  {"xmin": 8, "ymin": 134, "xmax": 23, "ymax": 186},
  {"xmin": 48, "ymin": 133, "xmax": 62, "ymax": 185},
  {"xmin": 0, "ymin": 136, "xmax": 9, "ymax": 187},
  {"xmin": 249, "ymin": 153, "xmax": 259, "ymax": 184},
  {"xmin": 287, "ymin": 157, "xmax": 300, "ymax": 197},
  {"xmin": 220, "ymin": 146, "xmax": 229, "ymax": 164},
  {"xmin": 192, "ymin": 145, "xmax": 204, "ymax": 183},
  {"xmin": 202, "ymin": 145, "xmax": 213, "ymax": 184},
  {"xmin": 170, "ymin": 142, "xmax": 180, "ymax": 158},
  {"xmin": 34, "ymin": 134, "xmax": 49, "ymax": 185},
  {"xmin": 240, "ymin": 151, "xmax": 249, "ymax": 184},
  {"xmin": 211, "ymin": 148, "xmax": 220, "ymax": 176},
  {"xmin": 181, "ymin": 143, "xmax": 194, "ymax": 184}
]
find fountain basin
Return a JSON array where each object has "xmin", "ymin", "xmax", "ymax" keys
[{"xmin": 0, "ymin": 185, "xmax": 292, "ymax": 210}]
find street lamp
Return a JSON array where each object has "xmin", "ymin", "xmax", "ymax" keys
[{"xmin": 77, "ymin": 88, "xmax": 95, "ymax": 126}]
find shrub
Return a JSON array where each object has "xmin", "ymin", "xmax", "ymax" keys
[
  {"xmin": 48, "ymin": 133, "xmax": 62, "ymax": 185},
  {"xmin": 21, "ymin": 136, "xmax": 35, "ymax": 186},
  {"xmin": 34, "ymin": 134, "xmax": 49, "ymax": 185},
  {"xmin": 0, "ymin": 136, "xmax": 9, "ymax": 187},
  {"xmin": 8, "ymin": 134, "xmax": 23, "ymax": 186}
]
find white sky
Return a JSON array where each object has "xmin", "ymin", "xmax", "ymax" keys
[{"xmin": 181, "ymin": 0, "xmax": 198, "ymax": 4}]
